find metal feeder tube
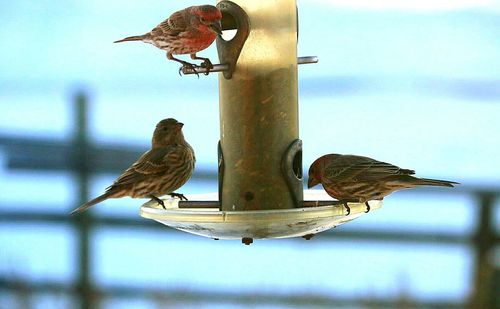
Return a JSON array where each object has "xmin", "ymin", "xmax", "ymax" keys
[{"xmin": 217, "ymin": 0, "xmax": 301, "ymax": 211}]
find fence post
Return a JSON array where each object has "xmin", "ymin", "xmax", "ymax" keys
[
  {"xmin": 470, "ymin": 191, "xmax": 497, "ymax": 309},
  {"xmin": 72, "ymin": 92, "xmax": 93, "ymax": 309}
]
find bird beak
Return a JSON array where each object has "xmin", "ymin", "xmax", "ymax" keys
[
  {"xmin": 176, "ymin": 123, "xmax": 184, "ymax": 131},
  {"xmin": 307, "ymin": 177, "xmax": 319, "ymax": 188},
  {"xmin": 210, "ymin": 22, "xmax": 222, "ymax": 35}
]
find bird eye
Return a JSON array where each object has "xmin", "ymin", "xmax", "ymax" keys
[
  {"xmin": 162, "ymin": 127, "xmax": 168, "ymax": 131},
  {"xmin": 200, "ymin": 17, "xmax": 206, "ymax": 22}
]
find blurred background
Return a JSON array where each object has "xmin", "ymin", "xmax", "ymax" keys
[{"xmin": 1, "ymin": 0, "xmax": 499, "ymax": 308}]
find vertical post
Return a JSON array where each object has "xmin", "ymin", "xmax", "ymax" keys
[
  {"xmin": 73, "ymin": 92, "xmax": 93, "ymax": 309},
  {"xmin": 217, "ymin": 0, "xmax": 301, "ymax": 211},
  {"xmin": 469, "ymin": 192, "xmax": 497, "ymax": 309}
]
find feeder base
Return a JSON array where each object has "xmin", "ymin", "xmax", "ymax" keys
[{"xmin": 140, "ymin": 191, "xmax": 381, "ymax": 240}]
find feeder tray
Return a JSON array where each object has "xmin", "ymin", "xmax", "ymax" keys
[{"xmin": 140, "ymin": 190, "xmax": 381, "ymax": 243}]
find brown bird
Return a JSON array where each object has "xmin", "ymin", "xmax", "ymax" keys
[
  {"xmin": 308, "ymin": 154, "xmax": 458, "ymax": 215},
  {"xmin": 71, "ymin": 118, "xmax": 195, "ymax": 214},
  {"xmin": 114, "ymin": 5, "xmax": 222, "ymax": 75}
]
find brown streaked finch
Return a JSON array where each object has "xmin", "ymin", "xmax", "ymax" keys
[
  {"xmin": 308, "ymin": 154, "xmax": 458, "ymax": 215},
  {"xmin": 71, "ymin": 118, "xmax": 195, "ymax": 214},
  {"xmin": 114, "ymin": 5, "xmax": 222, "ymax": 76}
]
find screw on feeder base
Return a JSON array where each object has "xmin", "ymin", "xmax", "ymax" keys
[
  {"xmin": 302, "ymin": 234, "xmax": 315, "ymax": 240},
  {"xmin": 242, "ymin": 237, "xmax": 253, "ymax": 245}
]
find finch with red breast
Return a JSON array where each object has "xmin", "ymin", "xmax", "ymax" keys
[
  {"xmin": 114, "ymin": 5, "xmax": 222, "ymax": 75},
  {"xmin": 308, "ymin": 154, "xmax": 458, "ymax": 215},
  {"xmin": 71, "ymin": 118, "xmax": 195, "ymax": 214}
]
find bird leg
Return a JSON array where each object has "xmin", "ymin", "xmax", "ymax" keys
[
  {"xmin": 365, "ymin": 201, "xmax": 371, "ymax": 213},
  {"xmin": 190, "ymin": 54, "xmax": 213, "ymax": 75},
  {"xmin": 169, "ymin": 192, "xmax": 188, "ymax": 201},
  {"xmin": 149, "ymin": 195, "xmax": 166, "ymax": 209},
  {"xmin": 342, "ymin": 201, "xmax": 351, "ymax": 216},
  {"xmin": 166, "ymin": 53, "xmax": 199, "ymax": 77}
]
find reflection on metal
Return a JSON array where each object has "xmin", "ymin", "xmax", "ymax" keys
[
  {"xmin": 140, "ymin": 191, "xmax": 382, "ymax": 242},
  {"xmin": 181, "ymin": 56, "xmax": 319, "ymax": 75}
]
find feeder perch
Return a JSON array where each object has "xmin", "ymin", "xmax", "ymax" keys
[{"xmin": 140, "ymin": 0, "xmax": 381, "ymax": 243}]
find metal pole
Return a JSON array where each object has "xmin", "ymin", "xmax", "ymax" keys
[
  {"xmin": 177, "ymin": 200, "xmax": 341, "ymax": 209},
  {"xmin": 182, "ymin": 56, "xmax": 318, "ymax": 75},
  {"xmin": 217, "ymin": 0, "xmax": 302, "ymax": 211}
]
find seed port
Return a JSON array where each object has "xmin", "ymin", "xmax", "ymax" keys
[
  {"xmin": 282, "ymin": 139, "xmax": 304, "ymax": 207},
  {"xmin": 220, "ymin": 11, "xmax": 238, "ymax": 41},
  {"xmin": 293, "ymin": 149, "xmax": 303, "ymax": 180}
]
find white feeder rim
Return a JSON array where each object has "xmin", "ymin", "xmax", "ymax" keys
[{"xmin": 140, "ymin": 190, "xmax": 381, "ymax": 240}]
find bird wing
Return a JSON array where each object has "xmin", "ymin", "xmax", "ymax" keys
[
  {"xmin": 107, "ymin": 146, "xmax": 178, "ymax": 189},
  {"xmin": 156, "ymin": 10, "xmax": 188, "ymax": 36},
  {"xmin": 323, "ymin": 155, "xmax": 410, "ymax": 182}
]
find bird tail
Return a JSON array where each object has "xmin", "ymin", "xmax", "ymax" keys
[
  {"xmin": 412, "ymin": 177, "xmax": 459, "ymax": 188},
  {"xmin": 70, "ymin": 192, "xmax": 113, "ymax": 215},
  {"xmin": 114, "ymin": 34, "xmax": 149, "ymax": 43}
]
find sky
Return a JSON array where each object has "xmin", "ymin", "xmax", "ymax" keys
[{"xmin": 1, "ymin": 0, "xmax": 499, "ymax": 183}]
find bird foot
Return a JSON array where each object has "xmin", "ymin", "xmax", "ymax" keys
[
  {"xmin": 169, "ymin": 192, "xmax": 188, "ymax": 201},
  {"xmin": 199, "ymin": 59, "xmax": 213, "ymax": 75},
  {"xmin": 365, "ymin": 201, "xmax": 371, "ymax": 213},
  {"xmin": 149, "ymin": 195, "xmax": 166, "ymax": 209},
  {"xmin": 342, "ymin": 202, "xmax": 351, "ymax": 216},
  {"xmin": 178, "ymin": 62, "xmax": 200, "ymax": 78}
]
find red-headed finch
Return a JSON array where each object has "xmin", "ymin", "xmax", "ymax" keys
[
  {"xmin": 114, "ymin": 5, "xmax": 222, "ymax": 75},
  {"xmin": 308, "ymin": 154, "xmax": 458, "ymax": 215},
  {"xmin": 71, "ymin": 118, "xmax": 195, "ymax": 214}
]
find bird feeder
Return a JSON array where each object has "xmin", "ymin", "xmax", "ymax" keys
[{"xmin": 140, "ymin": 0, "xmax": 380, "ymax": 244}]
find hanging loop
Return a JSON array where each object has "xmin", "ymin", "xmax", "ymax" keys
[{"xmin": 216, "ymin": 1, "xmax": 250, "ymax": 79}]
